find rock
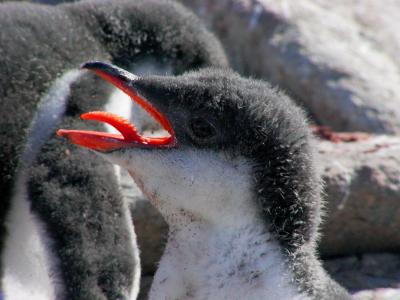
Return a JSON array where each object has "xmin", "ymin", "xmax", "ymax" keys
[
  {"xmin": 324, "ymin": 253, "xmax": 400, "ymax": 294},
  {"xmin": 33, "ymin": 0, "xmax": 77, "ymax": 4},
  {"xmin": 129, "ymin": 196, "xmax": 168, "ymax": 274},
  {"xmin": 318, "ymin": 135, "xmax": 400, "ymax": 256},
  {"xmin": 137, "ymin": 275, "xmax": 154, "ymax": 300},
  {"xmin": 119, "ymin": 169, "xmax": 168, "ymax": 275},
  {"xmin": 352, "ymin": 289, "xmax": 400, "ymax": 300},
  {"xmin": 179, "ymin": 0, "xmax": 400, "ymax": 134}
]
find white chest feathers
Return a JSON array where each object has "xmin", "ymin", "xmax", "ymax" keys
[
  {"xmin": 104, "ymin": 144, "xmax": 311, "ymax": 299},
  {"xmin": 2, "ymin": 174, "xmax": 62, "ymax": 300},
  {"xmin": 149, "ymin": 222, "xmax": 310, "ymax": 300}
]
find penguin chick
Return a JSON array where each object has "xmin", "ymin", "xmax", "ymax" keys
[{"xmin": 59, "ymin": 62, "xmax": 351, "ymax": 300}]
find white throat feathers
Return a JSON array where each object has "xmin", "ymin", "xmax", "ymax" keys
[{"xmin": 104, "ymin": 148, "xmax": 309, "ymax": 300}]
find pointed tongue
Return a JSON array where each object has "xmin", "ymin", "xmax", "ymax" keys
[{"xmin": 57, "ymin": 61, "xmax": 176, "ymax": 152}]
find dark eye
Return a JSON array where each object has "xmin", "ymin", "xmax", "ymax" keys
[{"xmin": 189, "ymin": 117, "xmax": 216, "ymax": 140}]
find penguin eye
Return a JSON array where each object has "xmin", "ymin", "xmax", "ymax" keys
[{"xmin": 188, "ymin": 117, "xmax": 216, "ymax": 141}]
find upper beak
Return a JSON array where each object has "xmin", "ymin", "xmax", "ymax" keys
[{"xmin": 57, "ymin": 61, "xmax": 176, "ymax": 152}]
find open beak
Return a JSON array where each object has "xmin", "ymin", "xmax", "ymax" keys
[{"xmin": 57, "ymin": 61, "xmax": 176, "ymax": 152}]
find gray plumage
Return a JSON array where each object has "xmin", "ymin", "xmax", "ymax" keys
[
  {"xmin": 0, "ymin": 1, "xmax": 227, "ymax": 299},
  {"xmin": 89, "ymin": 65, "xmax": 351, "ymax": 299}
]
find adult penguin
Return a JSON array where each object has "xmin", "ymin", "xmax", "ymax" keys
[{"xmin": 0, "ymin": 1, "xmax": 228, "ymax": 299}]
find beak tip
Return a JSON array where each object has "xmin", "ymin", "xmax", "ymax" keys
[
  {"xmin": 80, "ymin": 61, "xmax": 103, "ymax": 71},
  {"xmin": 79, "ymin": 61, "xmax": 139, "ymax": 82}
]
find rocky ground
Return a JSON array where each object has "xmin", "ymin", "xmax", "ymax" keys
[
  {"xmin": 324, "ymin": 254, "xmax": 400, "ymax": 300},
  {"xmin": 180, "ymin": 0, "xmax": 400, "ymax": 135}
]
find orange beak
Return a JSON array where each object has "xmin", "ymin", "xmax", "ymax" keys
[{"xmin": 57, "ymin": 61, "xmax": 176, "ymax": 152}]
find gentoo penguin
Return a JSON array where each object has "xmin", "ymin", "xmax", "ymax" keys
[
  {"xmin": 0, "ymin": 0, "xmax": 227, "ymax": 299},
  {"xmin": 59, "ymin": 61, "xmax": 351, "ymax": 300}
]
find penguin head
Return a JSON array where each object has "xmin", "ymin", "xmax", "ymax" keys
[{"xmin": 58, "ymin": 62, "xmax": 321, "ymax": 247}]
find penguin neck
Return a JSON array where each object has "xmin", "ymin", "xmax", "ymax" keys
[{"xmin": 150, "ymin": 211, "xmax": 309, "ymax": 300}]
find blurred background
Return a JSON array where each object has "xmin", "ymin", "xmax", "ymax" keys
[{"xmin": 2, "ymin": 1, "xmax": 400, "ymax": 299}]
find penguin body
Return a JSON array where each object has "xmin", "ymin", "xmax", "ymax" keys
[
  {"xmin": 59, "ymin": 63, "xmax": 351, "ymax": 300},
  {"xmin": 0, "ymin": 1, "xmax": 227, "ymax": 299}
]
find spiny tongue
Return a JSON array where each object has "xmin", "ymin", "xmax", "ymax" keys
[
  {"xmin": 81, "ymin": 111, "xmax": 172, "ymax": 145},
  {"xmin": 82, "ymin": 111, "xmax": 142, "ymax": 142}
]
